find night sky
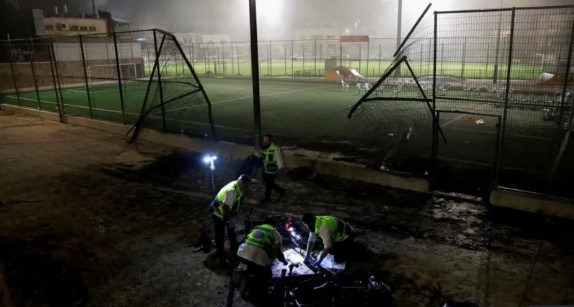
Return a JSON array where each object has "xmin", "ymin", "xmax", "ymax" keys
[{"xmin": 14, "ymin": 0, "xmax": 574, "ymax": 38}]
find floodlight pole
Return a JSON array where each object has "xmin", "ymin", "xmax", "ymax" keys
[
  {"xmin": 210, "ymin": 161, "xmax": 216, "ymax": 195},
  {"xmin": 249, "ymin": 0, "xmax": 262, "ymax": 149}
]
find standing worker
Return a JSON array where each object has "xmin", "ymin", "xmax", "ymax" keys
[
  {"xmin": 261, "ymin": 134, "xmax": 286, "ymax": 203},
  {"xmin": 236, "ymin": 223, "xmax": 288, "ymax": 300},
  {"xmin": 301, "ymin": 213, "xmax": 354, "ymax": 266},
  {"xmin": 210, "ymin": 174, "xmax": 250, "ymax": 264}
]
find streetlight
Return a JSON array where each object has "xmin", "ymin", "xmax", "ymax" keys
[{"xmin": 203, "ymin": 155, "xmax": 218, "ymax": 194}]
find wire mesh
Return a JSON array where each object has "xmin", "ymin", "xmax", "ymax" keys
[
  {"xmin": 501, "ymin": 7, "xmax": 574, "ymax": 197},
  {"xmin": 433, "ymin": 7, "xmax": 574, "ymax": 197},
  {"xmin": 133, "ymin": 30, "xmax": 215, "ymax": 140},
  {"xmin": 348, "ymin": 9, "xmax": 435, "ymax": 174}
]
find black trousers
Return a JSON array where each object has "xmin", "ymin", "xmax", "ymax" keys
[
  {"xmin": 330, "ymin": 237, "xmax": 354, "ymax": 263},
  {"xmin": 237, "ymin": 154, "xmax": 263, "ymax": 177},
  {"xmin": 212, "ymin": 214, "xmax": 238, "ymax": 260},
  {"xmin": 238, "ymin": 258, "xmax": 272, "ymax": 300},
  {"xmin": 263, "ymin": 173, "xmax": 285, "ymax": 200}
]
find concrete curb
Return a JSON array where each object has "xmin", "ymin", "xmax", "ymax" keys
[{"xmin": 490, "ymin": 188, "xmax": 574, "ymax": 220}]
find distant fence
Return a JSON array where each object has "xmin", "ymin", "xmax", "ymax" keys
[
  {"xmin": 0, "ymin": 29, "xmax": 215, "ymax": 140},
  {"xmin": 348, "ymin": 4, "xmax": 574, "ymax": 199}
]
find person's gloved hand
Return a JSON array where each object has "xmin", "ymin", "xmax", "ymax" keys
[
  {"xmin": 313, "ymin": 258, "xmax": 323, "ymax": 267},
  {"xmin": 227, "ymin": 219, "xmax": 236, "ymax": 229}
]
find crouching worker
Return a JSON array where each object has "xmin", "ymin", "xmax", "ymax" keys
[
  {"xmin": 210, "ymin": 174, "xmax": 250, "ymax": 265},
  {"xmin": 236, "ymin": 223, "xmax": 288, "ymax": 301},
  {"xmin": 302, "ymin": 213, "xmax": 354, "ymax": 266}
]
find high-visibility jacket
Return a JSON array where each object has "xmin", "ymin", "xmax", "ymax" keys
[
  {"xmin": 314, "ymin": 216, "xmax": 346, "ymax": 242},
  {"xmin": 262, "ymin": 143, "xmax": 280, "ymax": 174},
  {"xmin": 212, "ymin": 180, "xmax": 243, "ymax": 220},
  {"xmin": 245, "ymin": 224, "xmax": 275, "ymax": 256}
]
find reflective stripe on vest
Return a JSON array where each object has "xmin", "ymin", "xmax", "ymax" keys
[
  {"xmin": 245, "ymin": 224, "xmax": 275, "ymax": 255},
  {"xmin": 315, "ymin": 216, "xmax": 345, "ymax": 242},
  {"xmin": 213, "ymin": 180, "xmax": 243, "ymax": 220},
  {"xmin": 262, "ymin": 143, "xmax": 279, "ymax": 174}
]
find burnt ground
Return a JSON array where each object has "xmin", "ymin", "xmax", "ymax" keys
[{"xmin": 1, "ymin": 110, "xmax": 574, "ymax": 307}]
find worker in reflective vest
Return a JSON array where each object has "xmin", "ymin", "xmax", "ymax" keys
[
  {"xmin": 261, "ymin": 134, "xmax": 286, "ymax": 203},
  {"xmin": 302, "ymin": 213, "xmax": 354, "ymax": 266},
  {"xmin": 210, "ymin": 174, "xmax": 250, "ymax": 263},
  {"xmin": 237, "ymin": 224, "xmax": 288, "ymax": 300}
]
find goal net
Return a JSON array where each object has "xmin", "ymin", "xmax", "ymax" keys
[{"xmin": 87, "ymin": 63, "xmax": 138, "ymax": 88}]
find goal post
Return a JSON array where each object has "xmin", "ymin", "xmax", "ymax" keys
[{"xmin": 87, "ymin": 63, "xmax": 138, "ymax": 88}]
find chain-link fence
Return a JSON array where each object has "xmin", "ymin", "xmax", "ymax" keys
[
  {"xmin": 180, "ymin": 38, "xmax": 397, "ymax": 78},
  {"xmin": 432, "ymin": 6, "xmax": 574, "ymax": 198},
  {"xmin": 0, "ymin": 29, "xmax": 215, "ymax": 141},
  {"xmin": 347, "ymin": 5, "xmax": 574, "ymax": 198}
]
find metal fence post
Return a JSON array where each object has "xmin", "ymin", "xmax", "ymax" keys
[
  {"xmin": 494, "ymin": 8, "xmax": 515, "ymax": 188},
  {"xmin": 493, "ymin": 10, "xmax": 503, "ymax": 84},
  {"xmin": 359, "ymin": 44, "xmax": 362, "ymax": 74},
  {"xmin": 291, "ymin": 40, "xmax": 294, "ymax": 78},
  {"xmin": 212, "ymin": 42, "xmax": 217, "ymax": 73},
  {"xmin": 269, "ymin": 41, "xmax": 273, "ymax": 77},
  {"xmin": 230, "ymin": 42, "xmax": 234, "ymax": 75},
  {"xmin": 221, "ymin": 41, "xmax": 225, "ymax": 74},
  {"xmin": 486, "ymin": 42, "xmax": 490, "ymax": 77},
  {"xmin": 50, "ymin": 36, "xmax": 66, "ymax": 116},
  {"xmin": 340, "ymin": 41, "xmax": 343, "ymax": 67},
  {"xmin": 431, "ymin": 12, "xmax": 438, "ymax": 167},
  {"xmin": 378, "ymin": 43, "xmax": 382, "ymax": 75},
  {"xmin": 190, "ymin": 43, "xmax": 194, "ymax": 64},
  {"xmin": 6, "ymin": 34, "xmax": 21, "ymax": 106},
  {"xmin": 301, "ymin": 44, "xmax": 307, "ymax": 71},
  {"xmin": 50, "ymin": 36, "xmax": 66, "ymax": 113},
  {"xmin": 153, "ymin": 30, "xmax": 167, "ymax": 131},
  {"xmin": 29, "ymin": 38, "xmax": 42, "ymax": 110},
  {"xmin": 431, "ymin": 110, "xmax": 440, "ymax": 168},
  {"xmin": 461, "ymin": 38, "xmax": 467, "ymax": 80},
  {"xmin": 113, "ymin": 32, "xmax": 126, "ymax": 123},
  {"xmin": 205, "ymin": 44, "xmax": 209, "ymax": 73},
  {"xmin": 314, "ymin": 37, "xmax": 317, "ymax": 77},
  {"xmin": 440, "ymin": 43, "xmax": 444, "ymax": 75},
  {"xmin": 236, "ymin": 45, "xmax": 240, "ymax": 75},
  {"xmin": 79, "ymin": 35, "xmax": 93, "ymax": 118},
  {"xmin": 366, "ymin": 39, "xmax": 370, "ymax": 78},
  {"xmin": 419, "ymin": 41, "xmax": 423, "ymax": 74},
  {"xmin": 283, "ymin": 42, "xmax": 287, "ymax": 75},
  {"xmin": 47, "ymin": 37, "xmax": 63, "ymax": 122},
  {"xmin": 547, "ymin": 12, "xmax": 574, "ymax": 193}
]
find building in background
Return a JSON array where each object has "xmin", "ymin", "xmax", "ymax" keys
[
  {"xmin": 99, "ymin": 11, "xmax": 131, "ymax": 33},
  {"xmin": 41, "ymin": 16, "xmax": 108, "ymax": 36},
  {"xmin": 174, "ymin": 33, "xmax": 231, "ymax": 45},
  {"xmin": 28, "ymin": 7, "xmax": 130, "ymax": 37}
]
